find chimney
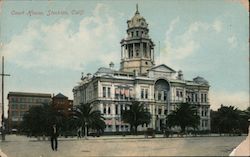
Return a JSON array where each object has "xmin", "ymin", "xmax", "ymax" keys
[
  {"xmin": 109, "ymin": 62, "xmax": 114, "ymax": 69},
  {"xmin": 177, "ymin": 70, "xmax": 183, "ymax": 80}
]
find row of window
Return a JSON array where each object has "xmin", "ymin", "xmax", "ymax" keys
[
  {"xmin": 186, "ymin": 93, "xmax": 208, "ymax": 103},
  {"xmin": 105, "ymin": 125, "xmax": 130, "ymax": 131},
  {"xmin": 127, "ymin": 43, "xmax": 150, "ymax": 59},
  {"xmin": 130, "ymin": 30, "xmax": 147, "ymax": 38},
  {"xmin": 103, "ymin": 104, "xmax": 130, "ymax": 115},
  {"xmin": 141, "ymin": 88, "xmax": 149, "ymax": 99},
  {"xmin": 201, "ymin": 108, "xmax": 209, "ymax": 117},
  {"xmin": 103, "ymin": 86, "xmax": 134, "ymax": 100},
  {"xmin": 11, "ymin": 111, "xmax": 26, "ymax": 117},
  {"xmin": 102, "ymin": 86, "xmax": 208, "ymax": 103},
  {"xmin": 102, "ymin": 87, "xmax": 111, "ymax": 98},
  {"xmin": 11, "ymin": 104, "xmax": 29, "ymax": 110},
  {"xmin": 155, "ymin": 91, "xmax": 168, "ymax": 101},
  {"xmin": 201, "ymin": 120, "xmax": 209, "ymax": 128},
  {"xmin": 10, "ymin": 97, "xmax": 50, "ymax": 103}
]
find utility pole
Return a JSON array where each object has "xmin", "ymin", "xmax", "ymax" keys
[{"xmin": 1, "ymin": 56, "xmax": 10, "ymax": 141}]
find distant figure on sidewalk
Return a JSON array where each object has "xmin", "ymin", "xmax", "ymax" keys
[
  {"xmin": 77, "ymin": 127, "xmax": 82, "ymax": 139},
  {"xmin": 50, "ymin": 124, "xmax": 59, "ymax": 151}
]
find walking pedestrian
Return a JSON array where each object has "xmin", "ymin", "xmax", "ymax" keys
[
  {"xmin": 77, "ymin": 127, "xmax": 81, "ymax": 139},
  {"xmin": 50, "ymin": 124, "xmax": 59, "ymax": 151}
]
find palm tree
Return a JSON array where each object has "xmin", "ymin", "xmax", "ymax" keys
[
  {"xmin": 216, "ymin": 105, "xmax": 240, "ymax": 134},
  {"xmin": 121, "ymin": 101, "xmax": 151, "ymax": 135},
  {"xmin": 73, "ymin": 103, "xmax": 105, "ymax": 138},
  {"xmin": 167, "ymin": 103, "xmax": 200, "ymax": 133}
]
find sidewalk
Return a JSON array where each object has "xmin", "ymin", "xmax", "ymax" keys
[
  {"xmin": 0, "ymin": 149, "xmax": 7, "ymax": 157},
  {"xmin": 1, "ymin": 134, "xmax": 246, "ymax": 157}
]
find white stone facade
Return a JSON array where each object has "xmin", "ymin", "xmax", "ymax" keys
[{"xmin": 73, "ymin": 6, "xmax": 210, "ymax": 133}]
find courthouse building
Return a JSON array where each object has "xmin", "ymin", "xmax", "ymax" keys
[{"xmin": 73, "ymin": 6, "xmax": 210, "ymax": 133}]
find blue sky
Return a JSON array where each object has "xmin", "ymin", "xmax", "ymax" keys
[{"xmin": 0, "ymin": 0, "xmax": 249, "ymax": 115}]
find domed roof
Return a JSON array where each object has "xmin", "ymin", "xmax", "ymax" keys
[
  {"xmin": 127, "ymin": 4, "xmax": 148, "ymax": 28},
  {"xmin": 193, "ymin": 76, "xmax": 209, "ymax": 85},
  {"xmin": 96, "ymin": 67, "xmax": 114, "ymax": 74}
]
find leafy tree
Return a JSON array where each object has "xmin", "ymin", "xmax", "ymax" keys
[
  {"xmin": 73, "ymin": 103, "xmax": 105, "ymax": 137},
  {"xmin": 215, "ymin": 105, "xmax": 241, "ymax": 134},
  {"xmin": 20, "ymin": 103, "xmax": 63, "ymax": 137},
  {"xmin": 211, "ymin": 105, "xmax": 250, "ymax": 134},
  {"xmin": 121, "ymin": 101, "xmax": 151, "ymax": 135},
  {"xmin": 210, "ymin": 109, "xmax": 219, "ymax": 133},
  {"xmin": 167, "ymin": 103, "xmax": 200, "ymax": 133}
]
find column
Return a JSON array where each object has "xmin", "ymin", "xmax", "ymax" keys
[
  {"xmin": 152, "ymin": 104, "xmax": 156, "ymax": 129},
  {"xmin": 152, "ymin": 48, "xmax": 154, "ymax": 62},
  {"xmin": 121, "ymin": 46, "xmax": 123, "ymax": 59},
  {"xmin": 106, "ymin": 105, "xmax": 108, "ymax": 115},
  {"xmin": 100, "ymin": 103, "xmax": 103, "ymax": 114},
  {"xmin": 125, "ymin": 45, "xmax": 128, "ymax": 59},
  {"xmin": 118, "ymin": 104, "xmax": 121, "ymax": 115},
  {"xmin": 112, "ymin": 117, "xmax": 116, "ymax": 132},
  {"xmin": 140, "ymin": 42, "xmax": 143, "ymax": 57},
  {"xmin": 133, "ymin": 43, "xmax": 135, "ymax": 57},
  {"xmin": 146, "ymin": 43, "xmax": 149, "ymax": 58}
]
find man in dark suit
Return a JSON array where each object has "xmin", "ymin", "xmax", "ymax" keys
[{"xmin": 50, "ymin": 124, "xmax": 59, "ymax": 151}]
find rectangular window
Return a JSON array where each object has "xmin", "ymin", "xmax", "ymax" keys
[
  {"xmin": 158, "ymin": 92, "xmax": 162, "ymax": 101},
  {"xmin": 12, "ymin": 111, "xmax": 19, "ymax": 117},
  {"xmin": 141, "ymin": 89, "xmax": 144, "ymax": 99},
  {"xmin": 107, "ymin": 87, "xmax": 111, "ymax": 98},
  {"xmin": 158, "ymin": 108, "xmax": 162, "ymax": 115},
  {"xmin": 176, "ymin": 91, "xmax": 179, "ymax": 97},
  {"xmin": 145, "ymin": 89, "xmax": 148, "ymax": 99},
  {"xmin": 163, "ymin": 91, "xmax": 167, "ymax": 101},
  {"xmin": 115, "ymin": 88, "xmax": 119, "ymax": 99},
  {"xmin": 120, "ymin": 89, "xmax": 124, "ymax": 99},
  {"xmin": 191, "ymin": 93, "xmax": 194, "ymax": 102},
  {"xmin": 195, "ymin": 94, "xmax": 198, "ymax": 102},
  {"xmin": 204, "ymin": 94, "xmax": 207, "ymax": 102},
  {"xmin": 103, "ymin": 105, "xmax": 106, "ymax": 114},
  {"xmin": 108, "ymin": 106, "xmax": 111, "ymax": 114},
  {"xmin": 136, "ymin": 31, "xmax": 139, "ymax": 36},
  {"xmin": 11, "ymin": 104, "xmax": 17, "ymax": 109},
  {"xmin": 103, "ymin": 87, "xmax": 106, "ymax": 98},
  {"xmin": 20, "ymin": 104, "xmax": 26, "ymax": 109},
  {"xmin": 180, "ymin": 91, "xmax": 183, "ymax": 97},
  {"xmin": 201, "ymin": 94, "xmax": 203, "ymax": 103},
  {"xmin": 115, "ymin": 105, "xmax": 118, "ymax": 115}
]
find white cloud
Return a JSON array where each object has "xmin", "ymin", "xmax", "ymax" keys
[
  {"xmin": 3, "ymin": 3, "xmax": 120, "ymax": 71},
  {"xmin": 210, "ymin": 90, "xmax": 249, "ymax": 110},
  {"xmin": 165, "ymin": 16, "xmax": 180, "ymax": 37},
  {"xmin": 227, "ymin": 35, "xmax": 238, "ymax": 48},
  {"xmin": 212, "ymin": 20, "xmax": 223, "ymax": 32},
  {"xmin": 160, "ymin": 18, "xmax": 223, "ymax": 69}
]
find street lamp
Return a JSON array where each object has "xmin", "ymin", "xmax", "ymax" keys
[{"xmin": 1, "ymin": 56, "xmax": 11, "ymax": 141}]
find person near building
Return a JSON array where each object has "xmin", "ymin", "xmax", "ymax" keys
[{"xmin": 50, "ymin": 124, "xmax": 59, "ymax": 151}]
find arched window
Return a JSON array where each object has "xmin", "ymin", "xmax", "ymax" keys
[
  {"xmin": 155, "ymin": 79, "xmax": 170, "ymax": 102},
  {"xmin": 108, "ymin": 106, "xmax": 111, "ymax": 114}
]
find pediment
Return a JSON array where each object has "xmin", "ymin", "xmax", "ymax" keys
[{"xmin": 149, "ymin": 64, "xmax": 176, "ymax": 73}]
